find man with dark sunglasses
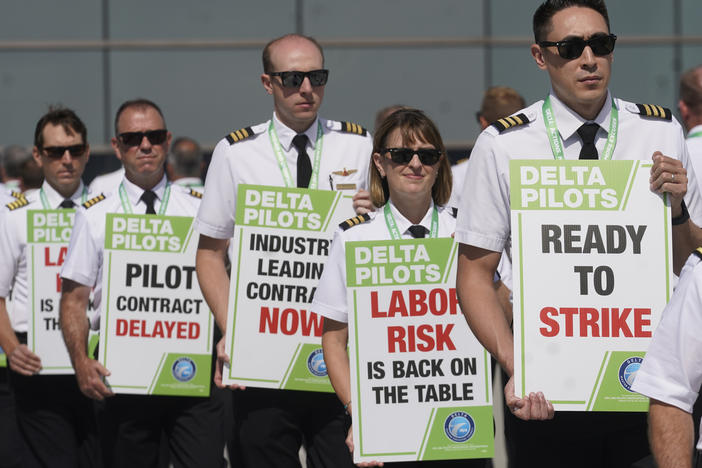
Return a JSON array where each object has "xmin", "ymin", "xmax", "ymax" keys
[
  {"xmin": 455, "ymin": 1, "xmax": 702, "ymax": 467},
  {"xmin": 59, "ymin": 99, "xmax": 227, "ymax": 467},
  {"xmin": 0, "ymin": 107, "xmax": 100, "ymax": 467},
  {"xmin": 195, "ymin": 33, "xmax": 372, "ymax": 467}
]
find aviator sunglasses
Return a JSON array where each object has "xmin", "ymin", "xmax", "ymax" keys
[
  {"xmin": 42, "ymin": 144, "xmax": 87, "ymax": 159},
  {"xmin": 382, "ymin": 147, "xmax": 443, "ymax": 165},
  {"xmin": 118, "ymin": 129, "xmax": 168, "ymax": 147},
  {"xmin": 268, "ymin": 69, "xmax": 329, "ymax": 88},
  {"xmin": 538, "ymin": 33, "xmax": 617, "ymax": 60}
]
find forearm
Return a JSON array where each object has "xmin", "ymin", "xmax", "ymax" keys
[
  {"xmin": 322, "ymin": 320, "xmax": 352, "ymax": 410},
  {"xmin": 649, "ymin": 399, "xmax": 694, "ymax": 468},
  {"xmin": 0, "ymin": 298, "xmax": 20, "ymax": 355},
  {"xmin": 196, "ymin": 235, "xmax": 230, "ymax": 333},
  {"xmin": 457, "ymin": 245, "xmax": 514, "ymax": 375},
  {"xmin": 59, "ymin": 279, "xmax": 91, "ymax": 366},
  {"xmin": 672, "ymin": 220, "xmax": 698, "ymax": 275}
]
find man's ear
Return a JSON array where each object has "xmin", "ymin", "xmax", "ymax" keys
[
  {"xmin": 261, "ymin": 74, "xmax": 274, "ymax": 95},
  {"xmin": 531, "ymin": 44, "xmax": 547, "ymax": 70}
]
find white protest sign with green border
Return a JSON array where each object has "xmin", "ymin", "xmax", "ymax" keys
[
  {"xmin": 346, "ymin": 238, "xmax": 493, "ymax": 463},
  {"xmin": 510, "ymin": 160, "xmax": 672, "ymax": 411},
  {"xmin": 26, "ymin": 209, "xmax": 76, "ymax": 374},
  {"xmin": 99, "ymin": 214, "xmax": 213, "ymax": 396},
  {"xmin": 223, "ymin": 184, "xmax": 355, "ymax": 391}
]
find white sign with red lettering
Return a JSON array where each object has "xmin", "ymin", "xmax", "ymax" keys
[{"xmin": 511, "ymin": 160, "xmax": 672, "ymax": 411}]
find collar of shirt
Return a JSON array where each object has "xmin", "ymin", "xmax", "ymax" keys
[
  {"xmin": 386, "ymin": 199, "xmax": 436, "ymax": 239},
  {"xmin": 549, "ymin": 89, "xmax": 613, "ymax": 144},
  {"xmin": 41, "ymin": 180, "xmax": 86, "ymax": 209},
  {"xmin": 688, "ymin": 124, "xmax": 702, "ymax": 138},
  {"xmin": 272, "ymin": 112, "xmax": 320, "ymax": 152},
  {"xmin": 121, "ymin": 175, "xmax": 167, "ymax": 212}
]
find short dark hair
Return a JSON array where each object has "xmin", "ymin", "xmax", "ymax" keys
[
  {"xmin": 114, "ymin": 98, "xmax": 166, "ymax": 135},
  {"xmin": 169, "ymin": 137, "xmax": 202, "ymax": 177},
  {"xmin": 262, "ymin": 34, "xmax": 324, "ymax": 74},
  {"xmin": 533, "ymin": 0, "xmax": 610, "ymax": 43},
  {"xmin": 370, "ymin": 108, "xmax": 452, "ymax": 207},
  {"xmin": 34, "ymin": 107, "xmax": 87, "ymax": 149},
  {"xmin": 680, "ymin": 66, "xmax": 702, "ymax": 114}
]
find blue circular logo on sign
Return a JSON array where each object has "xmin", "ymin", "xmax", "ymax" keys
[
  {"xmin": 444, "ymin": 411, "xmax": 475, "ymax": 443},
  {"xmin": 172, "ymin": 357, "xmax": 196, "ymax": 382},
  {"xmin": 307, "ymin": 349, "xmax": 327, "ymax": 377},
  {"xmin": 618, "ymin": 356, "xmax": 643, "ymax": 392}
]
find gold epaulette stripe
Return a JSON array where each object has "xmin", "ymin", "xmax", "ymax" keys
[
  {"xmin": 189, "ymin": 188, "xmax": 203, "ymax": 199},
  {"xmin": 225, "ymin": 126, "xmax": 254, "ymax": 144},
  {"xmin": 82, "ymin": 193, "xmax": 106, "ymax": 209},
  {"xmin": 5, "ymin": 197, "xmax": 29, "ymax": 211},
  {"xmin": 339, "ymin": 213, "xmax": 371, "ymax": 231},
  {"xmin": 491, "ymin": 113, "xmax": 529, "ymax": 133},
  {"xmin": 695, "ymin": 247, "xmax": 702, "ymax": 261},
  {"xmin": 10, "ymin": 191, "xmax": 23, "ymax": 199},
  {"xmin": 341, "ymin": 121, "xmax": 368, "ymax": 136},
  {"xmin": 636, "ymin": 103, "xmax": 672, "ymax": 121}
]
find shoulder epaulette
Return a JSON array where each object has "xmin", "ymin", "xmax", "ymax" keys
[
  {"xmin": 340, "ymin": 121, "xmax": 368, "ymax": 136},
  {"xmin": 451, "ymin": 207, "xmax": 458, "ymax": 218},
  {"xmin": 188, "ymin": 188, "xmax": 203, "ymax": 199},
  {"xmin": 694, "ymin": 247, "xmax": 702, "ymax": 261},
  {"xmin": 10, "ymin": 191, "xmax": 23, "ymax": 199},
  {"xmin": 635, "ymin": 103, "xmax": 672, "ymax": 121},
  {"xmin": 491, "ymin": 113, "xmax": 530, "ymax": 133},
  {"xmin": 339, "ymin": 213, "xmax": 371, "ymax": 231},
  {"xmin": 82, "ymin": 193, "xmax": 106, "ymax": 209},
  {"xmin": 225, "ymin": 127, "xmax": 255, "ymax": 144},
  {"xmin": 5, "ymin": 197, "xmax": 29, "ymax": 211}
]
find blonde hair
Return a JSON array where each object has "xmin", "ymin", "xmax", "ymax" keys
[{"xmin": 369, "ymin": 108, "xmax": 452, "ymax": 207}]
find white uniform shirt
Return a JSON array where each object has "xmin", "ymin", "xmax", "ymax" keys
[
  {"xmin": 60, "ymin": 176, "xmax": 201, "ymax": 328},
  {"xmin": 174, "ymin": 177, "xmax": 204, "ymax": 191},
  {"xmin": 632, "ymin": 252, "xmax": 702, "ymax": 449},
  {"xmin": 456, "ymin": 91, "xmax": 702, "ymax": 253},
  {"xmin": 312, "ymin": 202, "xmax": 456, "ymax": 324},
  {"xmin": 686, "ymin": 124, "xmax": 702, "ymax": 195},
  {"xmin": 195, "ymin": 114, "xmax": 372, "ymax": 239},
  {"xmin": 88, "ymin": 167, "xmax": 125, "ymax": 195},
  {"xmin": 448, "ymin": 159, "xmax": 468, "ymax": 210},
  {"xmin": 0, "ymin": 181, "xmax": 89, "ymax": 332}
]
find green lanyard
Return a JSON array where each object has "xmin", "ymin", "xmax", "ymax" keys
[
  {"xmin": 268, "ymin": 120, "xmax": 324, "ymax": 189},
  {"xmin": 118, "ymin": 182, "xmax": 171, "ymax": 215},
  {"xmin": 542, "ymin": 96, "xmax": 618, "ymax": 160},
  {"xmin": 383, "ymin": 203, "xmax": 439, "ymax": 240},
  {"xmin": 39, "ymin": 186, "xmax": 88, "ymax": 209},
  {"xmin": 688, "ymin": 131, "xmax": 702, "ymax": 139}
]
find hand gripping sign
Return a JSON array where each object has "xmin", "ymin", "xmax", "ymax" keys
[
  {"xmin": 223, "ymin": 185, "xmax": 356, "ymax": 391},
  {"xmin": 510, "ymin": 160, "xmax": 672, "ymax": 411},
  {"xmin": 99, "ymin": 214, "xmax": 213, "ymax": 396},
  {"xmin": 346, "ymin": 238, "xmax": 493, "ymax": 463}
]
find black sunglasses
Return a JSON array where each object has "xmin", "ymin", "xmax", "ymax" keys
[
  {"xmin": 538, "ymin": 33, "xmax": 617, "ymax": 60},
  {"xmin": 382, "ymin": 147, "xmax": 443, "ymax": 165},
  {"xmin": 42, "ymin": 144, "xmax": 87, "ymax": 159},
  {"xmin": 269, "ymin": 69, "xmax": 329, "ymax": 88},
  {"xmin": 118, "ymin": 129, "xmax": 168, "ymax": 147}
]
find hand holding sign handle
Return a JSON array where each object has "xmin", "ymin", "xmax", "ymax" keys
[
  {"xmin": 345, "ymin": 425, "xmax": 384, "ymax": 467},
  {"xmin": 75, "ymin": 356, "xmax": 113, "ymax": 401},
  {"xmin": 650, "ymin": 152, "xmax": 686, "ymax": 217},
  {"xmin": 214, "ymin": 335, "xmax": 246, "ymax": 390},
  {"xmin": 504, "ymin": 375, "xmax": 554, "ymax": 421}
]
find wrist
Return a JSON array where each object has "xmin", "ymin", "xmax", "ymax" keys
[{"xmin": 672, "ymin": 199, "xmax": 690, "ymax": 225}]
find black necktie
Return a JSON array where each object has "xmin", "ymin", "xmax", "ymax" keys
[
  {"xmin": 140, "ymin": 190, "xmax": 157, "ymax": 215},
  {"xmin": 292, "ymin": 134, "xmax": 312, "ymax": 188},
  {"xmin": 59, "ymin": 199, "xmax": 75, "ymax": 209},
  {"xmin": 577, "ymin": 123, "xmax": 600, "ymax": 160},
  {"xmin": 408, "ymin": 225, "xmax": 427, "ymax": 238}
]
